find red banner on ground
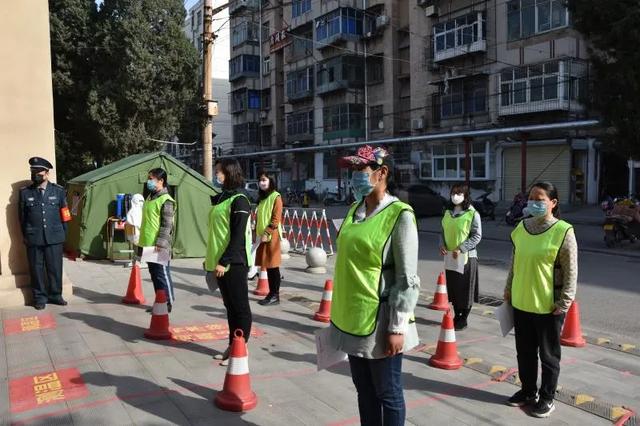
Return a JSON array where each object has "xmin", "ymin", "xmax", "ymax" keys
[
  {"xmin": 170, "ymin": 322, "xmax": 264, "ymax": 343},
  {"xmin": 9, "ymin": 368, "xmax": 89, "ymax": 413},
  {"xmin": 3, "ymin": 314, "xmax": 56, "ymax": 335}
]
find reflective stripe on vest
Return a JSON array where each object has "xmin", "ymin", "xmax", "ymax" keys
[
  {"xmin": 331, "ymin": 201, "xmax": 414, "ymax": 337},
  {"xmin": 511, "ymin": 220, "xmax": 573, "ymax": 314},
  {"xmin": 205, "ymin": 194, "xmax": 253, "ymax": 271},
  {"xmin": 138, "ymin": 193, "xmax": 175, "ymax": 247},
  {"xmin": 441, "ymin": 207, "xmax": 475, "ymax": 251},
  {"xmin": 256, "ymin": 191, "xmax": 282, "ymax": 242}
]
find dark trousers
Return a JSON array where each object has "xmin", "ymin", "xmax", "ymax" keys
[
  {"xmin": 513, "ymin": 307, "xmax": 565, "ymax": 401},
  {"xmin": 348, "ymin": 354, "xmax": 405, "ymax": 426},
  {"xmin": 147, "ymin": 262, "xmax": 175, "ymax": 304},
  {"xmin": 267, "ymin": 267, "xmax": 281, "ymax": 295},
  {"xmin": 26, "ymin": 243, "xmax": 64, "ymax": 304},
  {"xmin": 218, "ymin": 264, "xmax": 252, "ymax": 346}
]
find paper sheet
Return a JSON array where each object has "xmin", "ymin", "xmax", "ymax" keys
[
  {"xmin": 495, "ymin": 302, "xmax": 514, "ymax": 337},
  {"xmin": 332, "ymin": 218, "xmax": 344, "ymax": 232},
  {"xmin": 140, "ymin": 246, "xmax": 170, "ymax": 266},
  {"xmin": 315, "ymin": 326, "xmax": 347, "ymax": 371},
  {"xmin": 444, "ymin": 251, "xmax": 466, "ymax": 274},
  {"xmin": 247, "ymin": 238, "xmax": 260, "ymax": 279}
]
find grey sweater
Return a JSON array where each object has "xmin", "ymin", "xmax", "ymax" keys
[{"xmin": 329, "ymin": 194, "xmax": 421, "ymax": 359}]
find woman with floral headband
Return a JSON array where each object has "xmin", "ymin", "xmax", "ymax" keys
[{"xmin": 329, "ymin": 145, "xmax": 420, "ymax": 426}]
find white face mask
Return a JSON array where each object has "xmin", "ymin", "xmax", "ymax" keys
[{"xmin": 451, "ymin": 194, "xmax": 465, "ymax": 205}]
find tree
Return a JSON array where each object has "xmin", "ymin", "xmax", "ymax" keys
[
  {"xmin": 568, "ymin": 0, "xmax": 640, "ymax": 159},
  {"xmin": 50, "ymin": 0, "xmax": 202, "ymax": 182}
]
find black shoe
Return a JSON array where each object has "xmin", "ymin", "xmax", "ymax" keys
[
  {"xmin": 531, "ymin": 399, "xmax": 555, "ymax": 418},
  {"xmin": 34, "ymin": 303, "xmax": 46, "ymax": 310},
  {"xmin": 258, "ymin": 294, "xmax": 279, "ymax": 306},
  {"xmin": 48, "ymin": 298, "xmax": 68, "ymax": 306},
  {"xmin": 146, "ymin": 307, "xmax": 153, "ymax": 313},
  {"xmin": 507, "ymin": 390, "xmax": 538, "ymax": 407},
  {"xmin": 454, "ymin": 318, "xmax": 468, "ymax": 331},
  {"xmin": 167, "ymin": 302, "xmax": 172, "ymax": 313}
]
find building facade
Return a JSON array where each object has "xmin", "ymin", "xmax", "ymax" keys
[{"xmin": 229, "ymin": 0, "xmax": 602, "ymax": 203}]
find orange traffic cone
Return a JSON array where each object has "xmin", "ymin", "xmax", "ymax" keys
[
  {"xmin": 428, "ymin": 272, "xmax": 450, "ymax": 311},
  {"xmin": 144, "ymin": 290, "xmax": 172, "ymax": 340},
  {"xmin": 313, "ymin": 279, "xmax": 333, "ymax": 322},
  {"xmin": 429, "ymin": 309, "xmax": 463, "ymax": 370},
  {"xmin": 215, "ymin": 329, "xmax": 258, "ymax": 412},
  {"xmin": 253, "ymin": 268, "xmax": 269, "ymax": 296},
  {"xmin": 561, "ymin": 301, "xmax": 586, "ymax": 347},
  {"xmin": 122, "ymin": 263, "xmax": 145, "ymax": 304}
]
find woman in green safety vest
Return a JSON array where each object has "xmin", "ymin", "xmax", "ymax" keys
[
  {"xmin": 329, "ymin": 145, "xmax": 420, "ymax": 426},
  {"xmin": 138, "ymin": 168, "xmax": 176, "ymax": 312},
  {"xmin": 205, "ymin": 159, "xmax": 253, "ymax": 366},
  {"xmin": 439, "ymin": 183, "xmax": 482, "ymax": 331},
  {"xmin": 504, "ymin": 182, "xmax": 578, "ymax": 418},
  {"xmin": 255, "ymin": 171, "xmax": 284, "ymax": 306}
]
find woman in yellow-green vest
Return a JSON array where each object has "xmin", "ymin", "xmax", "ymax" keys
[
  {"xmin": 329, "ymin": 146, "xmax": 420, "ymax": 426},
  {"xmin": 255, "ymin": 171, "xmax": 283, "ymax": 306},
  {"xmin": 138, "ymin": 168, "xmax": 176, "ymax": 312},
  {"xmin": 439, "ymin": 183, "xmax": 482, "ymax": 331},
  {"xmin": 504, "ymin": 182, "xmax": 578, "ymax": 418},
  {"xmin": 205, "ymin": 159, "xmax": 253, "ymax": 366}
]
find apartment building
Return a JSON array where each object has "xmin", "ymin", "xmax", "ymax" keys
[{"xmin": 229, "ymin": 0, "xmax": 601, "ymax": 203}]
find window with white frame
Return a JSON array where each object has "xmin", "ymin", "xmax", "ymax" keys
[
  {"xmin": 316, "ymin": 8, "xmax": 364, "ymax": 42},
  {"xmin": 427, "ymin": 142, "xmax": 489, "ymax": 180},
  {"xmin": 507, "ymin": 0, "xmax": 568, "ymax": 41},
  {"xmin": 263, "ymin": 56, "xmax": 271, "ymax": 75},
  {"xmin": 433, "ymin": 12, "xmax": 486, "ymax": 54},
  {"xmin": 500, "ymin": 60, "xmax": 583, "ymax": 107}
]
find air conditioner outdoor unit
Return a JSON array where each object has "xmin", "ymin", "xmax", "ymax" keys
[
  {"xmin": 375, "ymin": 15, "xmax": 390, "ymax": 28},
  {"xmin": 260, "ymin": 111, "xmax": 268, "ymax": 119},
  {"xmin": 412, "ymin": 118, "xmax": 424, "ymax": 130},
  {"xmin": 425, "ymin": 5, "xmax": 438, "ymax": 17}
]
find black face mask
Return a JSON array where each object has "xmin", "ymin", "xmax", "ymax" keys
[{"xmin": 31, "ymin": 173, "xmax": 45, "ymax": 184}]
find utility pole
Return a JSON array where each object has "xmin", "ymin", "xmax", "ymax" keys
[{"xmin": 202, "ymin": 0, "xmax": 215, "ymax": 181}]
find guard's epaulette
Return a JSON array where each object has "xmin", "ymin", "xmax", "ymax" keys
[{"xmin": 51, "ymin": 182, "xmax": 65, "ymax": 190}]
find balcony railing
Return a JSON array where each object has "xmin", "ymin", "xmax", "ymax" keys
[
  {"xmin": 433, "ymin": 11, "xmax": 487, "ymax": 63},
  {"xmin": 229, "ymin": 0, "xmax": 260, "ymax": 16}
]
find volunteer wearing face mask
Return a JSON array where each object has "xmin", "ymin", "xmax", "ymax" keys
[
  {"xmin": 19, "ymin": 157, "xmax": 71, "ymax": 310},
  {"xmin": 504, "ymin": 182, "xmax": 578, "ymax": 418},
  {"xmin": 329, "ymin": 146, "xmax": 420, "ymax": 426},
  {"xmin": 205, "ymin": 159, "xmax": 253, "ymax": 366},
  {"xmin": 254, "ymin": 171, "xmax": 283, "ymax": 306},
  {"xmin": 439, "ymin": 183, "xmax": 482, "ymax": 330},
  {"xmin": 138, "ymin": 168, "xmax": 176, "ymax": 312}
]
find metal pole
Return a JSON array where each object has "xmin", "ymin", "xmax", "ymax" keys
[
  {"xmin": 521, "ymin": 132, "xmax": 528, "ymax": 193},
  {"xmin": 202, "ymin": 0, "xmax": 215, "ymax": 181}
]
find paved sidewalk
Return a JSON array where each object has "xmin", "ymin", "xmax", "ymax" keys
[{"xmin": 0, "ymin": 255, "xmax": 638, "ymax": 425}]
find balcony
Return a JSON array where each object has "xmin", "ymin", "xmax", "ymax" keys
[
  {"xmin": 323, "ymin": 103, "xmax": 365, "ymax": 140},
  {"xmin": 230, "ymin": 88, "xmax": 261, "ymax": 114},
  {"xmin": 286, "ymin": 67, "xmax": 314, "ymax": 102},
  {"xmin": 229, "ymin": 54, "xmax": 260, "ymax": 82},
  {"xmin": 286, "ymin": 110, "xmax": 315, "ymax": 142},
  {"xmin": 231, "ymin": 21, "xmax": 259, "ymax": 48},
  {"xmin": 316, "ymin": 55, "xmax": 364, "ymax": 95},
  {"xmin": 229, "ymin": 0, "xmax": 260, "ymax": 16},
  {"xmin": 232, "ymin": 122, "xmax": 260, "ymax": 147},
  {"xmin": 315, "ymin": 7, "xmax": 364, "ymax": 49},
  {"xmin": 433, "ymin": 11, "xmax": 486, "ymax": 63},
  {"xmin": 498, "ymin": 59, "xmax": 588, "ymax": 117},
  {"xmin": 431, "ymin": 77, "xmax": 489, "ymax": 125}
]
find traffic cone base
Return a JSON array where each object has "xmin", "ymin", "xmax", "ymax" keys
[
  {"xmin": 429, "ymin": 309, "xmax": 463, "ymax": 370},
  {"xmin": 561, "ymin": 301, "xmax": 586, "ymax": 347},
  {"xmin": 429, "ymin": 272, "xmax": 450, "ymax": 311},
  {"xmin": 254, "ymin": 268, "xmax": 269, "ymax": 296},
  {"xmin": 215, "ymin": 329, "xmax": 258, "ymax": 412},
  {"xmin": 313, "ymin": 280, "xmax": 333, "ymax": 323},
  {"xmin": 144, "ymin": 290, "xmax": 172, "ymax": 340},
  {"xmin": 122, "ymin": 264, "xmax": 145, "ymax": 304}
]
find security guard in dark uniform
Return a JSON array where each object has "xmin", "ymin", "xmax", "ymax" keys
[{"xmin": 18, "ymin": 157, "xmax": 69, "ymax": 310}]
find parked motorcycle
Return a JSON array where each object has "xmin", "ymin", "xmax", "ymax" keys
[
  {"xmin": 472, "ymin": 192, "xmax": 496, "ymax": 220},
  {"xmin": 603, "ymin": 216, "xmax": 640, "ymax": 248},
  {"xmin": 505, "ymin": 192, "xmax": 528, "ymax": 226}
]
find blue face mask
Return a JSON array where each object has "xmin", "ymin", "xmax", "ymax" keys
[
  {"xmin": 350, "ymin": 171, "xmax": 375, "ymax": 201},
  {"xmin": 527, "ymin": 200, "xmax": 548, "ymax": 217},
  {"xmin": 213, "ymin": 176, "xmax": 223, "ymax": 189},
  {"xmin": 146, "ymin": 179, "xmax": 157, "ymax": 192}
]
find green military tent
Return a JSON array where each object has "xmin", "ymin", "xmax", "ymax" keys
[{"xmin": 65, "ymin": 152, "xmax": 217, "ymax": 259}]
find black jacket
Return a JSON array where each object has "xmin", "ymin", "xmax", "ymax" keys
[
  {"xmin": 211, "ymin": 190, "xmax": 251, "ymax": 267},
  {"xmin": 19, "ymin": 182, "xmax": 68, "ymax": 246}
]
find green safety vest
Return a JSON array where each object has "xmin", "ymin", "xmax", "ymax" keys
[
  {"xmin": 205, "ymin": 193, "xmax": 253, "ymax": 271},
  {"xmin": 441, "ymin": 207, "xmax": 475, "ymax": 251},
  {"xmin": 511, "ymin": 220, "xmax": 573, "ymax": 314},
  {"xmin": 331, "ymin": 200, "xmax": 415, "ymax": 336},
  {"xmin": 256, "ymin": 191, "xmax": 283, "ymax": 243},
  {"xmin": 138, "ymin": 193, "xmax": 175, "ymax": 247}
]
